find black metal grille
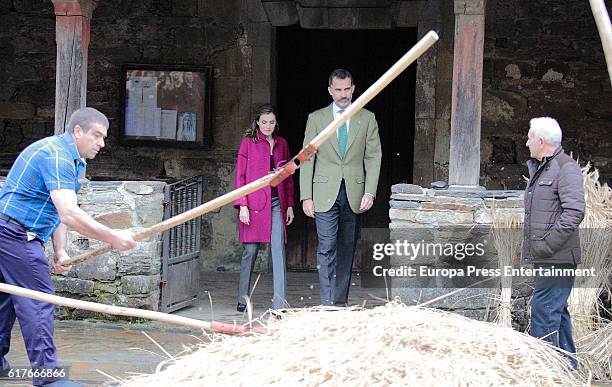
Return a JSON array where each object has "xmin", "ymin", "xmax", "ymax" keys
[
  {"xmin": 162, "ymin": 176, "xmax": 203, "ymax": 260},
  {"xmin": 160, "ymin": 176, "xmax": 203, "ymax": 313}
]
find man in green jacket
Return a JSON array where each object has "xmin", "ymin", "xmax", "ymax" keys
[{"xmin": 300, "ymin": 69, "xmax": 382, "ymax": 306}]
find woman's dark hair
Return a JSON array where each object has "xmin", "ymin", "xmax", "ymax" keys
[{"xmin": 244, "ymin": 104, "xmax": 279, "ymax": 142}]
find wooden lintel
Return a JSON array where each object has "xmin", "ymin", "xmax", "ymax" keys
[
  {"xmin": 453, "ymin": 0, "xmax": 485, "ymax": 15},
  {"xmin": 52, "ymin": 0, "xmax": 98, "ymax": 18}
]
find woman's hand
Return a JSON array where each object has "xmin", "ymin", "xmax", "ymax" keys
[
  {"xmin": 286, "ymin": 207, "xmax": 294, "ymax": 226},
  {"xmin": 239, "ymin": 206, "xmax": 250, "ymax": 225}
]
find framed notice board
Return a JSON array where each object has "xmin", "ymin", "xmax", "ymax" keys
[{"xmin": 120, "ymin": 64, "xmax": 213, "ymax": 148}]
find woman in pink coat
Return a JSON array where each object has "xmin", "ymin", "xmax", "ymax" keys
[{"xmin": 233, "ymin": 104, "xmax": 295, "ymax": 312}]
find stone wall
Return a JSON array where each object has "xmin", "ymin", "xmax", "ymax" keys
[
  {"xmin": 479, "ymin": 0, "xmax": 612, "ymax": 189},
  {"xmin": 48, "ymin": 181, "xmax": 166, "ymax": 319},
  {"xmin": 0, "ymin": 178, "xmax": 166, "ymax": 318},
  {"xmin": 388, "ymin": 183, "xmax": 531, "ymax": 330}
]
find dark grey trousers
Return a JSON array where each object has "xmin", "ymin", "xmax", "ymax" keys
[
  {"xmin": 237, "ymin": 197, "xmax": 287, "ymax": 310},
  {"xmin": 314, "ymin": 181, "xmax": 358, "ymax": 306}
]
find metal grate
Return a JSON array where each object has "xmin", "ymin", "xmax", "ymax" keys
[
  {"xmin": 160, "ymin": 176, "xmax": 203, "ymax": 313},
  {"xmin": 163, "ymin": 176, "xmax": 203, "ymax": 260}
]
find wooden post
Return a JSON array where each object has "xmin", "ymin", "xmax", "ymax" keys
[
  {"xmin": 52, "ymin": 0, "xmax": 97, "ymax": 134},
  {"xmin": 448, "ymin": 0, "xmax": 485, "ymax": 188},
  {"xmin": 589, "ymin": 0, "xmax": 612, "ymax": 85}
]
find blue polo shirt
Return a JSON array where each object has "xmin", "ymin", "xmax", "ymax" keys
[{"xmin": 0, "ymin": 132, "xmax": 86, "ymax": 242}]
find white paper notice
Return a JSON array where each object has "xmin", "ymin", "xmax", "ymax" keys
[
  {"xmin": 141, "ymin": 107, "xmax": 161, "ymax": 137},
  {"xmin": 132, "ymin": 77, "xmax": 158, "ymax": 107},
  {"xmin": 160, "ymin": 110, "xmax": 178, "ymax": 139},
  {"xmin": 124, "ymin": 103, "xmax": 142, "ymax": 136},
  {"xmin": 125, "ymin": 106, "xmax": 161, "ymax": 137}
]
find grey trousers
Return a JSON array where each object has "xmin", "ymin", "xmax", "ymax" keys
[
  {"xmin": 237, "ymin": 197, "xmax": 287, "ymax": 310},
  {"xmin": 314, "ymin": 181, "xmax": 358, "ymax": 306}
]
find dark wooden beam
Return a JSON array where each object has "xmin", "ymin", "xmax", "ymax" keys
[
  {"xmin": 448, "ymin": 0, "xmax": 485, "ymax": 188},
  {"xmin": 52, "ymin": 0, "xmax": 97, "ymax": 134}
]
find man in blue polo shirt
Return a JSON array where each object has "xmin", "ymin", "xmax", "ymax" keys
[{"xmin": 0, "ymin": 107, "xmax": 137, "ymax": 386}]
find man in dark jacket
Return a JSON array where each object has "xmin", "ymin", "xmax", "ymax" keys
[{"xmin": 523, "ymin": 117, "xmax": 584, "ymax": 369}]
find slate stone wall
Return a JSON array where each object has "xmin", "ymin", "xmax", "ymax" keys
[
  {"xmin": 0, "ymin": 178, "xmax": 166, "ymax": 319},
  {"xmin": 48, "ymin": 180, "xmax": 166, "ymax": 319},
  {"xmin": 389, "ymin": 183, "xmax": 531, "ymax": 330},
  {"xmin": 479, "ymin": 0, "xmax": 612, "ymax": 189}
]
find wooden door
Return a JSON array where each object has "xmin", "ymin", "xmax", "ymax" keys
[{"xmin": 277, "ymin": 27, "xmax": 417, "ymax": 271}]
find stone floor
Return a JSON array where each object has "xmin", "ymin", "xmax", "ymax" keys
[
  {"xmin": 176, "ymin": 270, "xmax": 388, "ymax": 322},
  {"xmin": 4, "ymin": 271, "xmax": 388, "ymax": 385}
]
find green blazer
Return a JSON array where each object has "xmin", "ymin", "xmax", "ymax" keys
[{"xmin": 299, "ymin": 104, "xmax": 382, "ymax": 214}]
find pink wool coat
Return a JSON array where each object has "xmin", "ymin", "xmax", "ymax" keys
[{"xmin": 233, "ymin": 132, "xmax": 295, "ymax": 243}]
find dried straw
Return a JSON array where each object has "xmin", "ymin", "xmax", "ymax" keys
[
  {"xmin": 490, "ymin": 205, "xmax": 523, "ymax": 328},
  {"xmin": 568, "ymin": 165, "xmax": 612, "ymax": 336},
  {"xmin": 567, "ymin": 163, "xmax": 612, "ymax": 380},
  {"xmin": 576, "ymin": 321, "xmax": 611, "ymax": 380},
  {"xmin": 120, "ymin": 302, "xmax": 586, "ymax": 386}
]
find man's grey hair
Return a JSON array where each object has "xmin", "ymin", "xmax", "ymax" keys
[
  {"xmin": 529, "ymin": 117, "xmax": 562, "ymax": 146},
  {"xmin": 65, "ymin": 107, "xmax": 109, "ymax": 134}
]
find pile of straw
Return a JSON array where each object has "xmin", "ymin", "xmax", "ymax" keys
[{"xmin": 120, "ymin": 302, "xmax": 585, "ymax": 386}]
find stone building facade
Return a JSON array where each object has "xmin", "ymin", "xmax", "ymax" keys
[{"xmin": 0, "ymin": 0, "xmax": 610, "ymax": 273}]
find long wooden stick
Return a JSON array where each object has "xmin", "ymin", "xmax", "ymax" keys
[
  {"xmin": 589, "ymin": 0, "xmax": 612, "ymax": 84},
  {"xmin": 66, "ymin": 171, "xmax": 280, "ymax": 264},
  {"xmin": 67, "ymin": 31, "xmax": 440, "ymax": 265},
  {"xmin": 0, "ymin": 282, "xmax": 269, "ymax": 335}
]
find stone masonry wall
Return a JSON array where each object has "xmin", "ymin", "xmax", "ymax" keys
[
  {"xmin": 479, "ymin": 0, "xmax": 612, "ymax": 189},
  {"xmin": 388, "ymin": 183, "xmax": 531, "ymax": 330},
  {"xmin": 49, "ymin": 181, "xmax": 166, "ymax": 319},
  {"xmin": 0, "ymin": 178, "xmax": 166, "ymax": 318}
]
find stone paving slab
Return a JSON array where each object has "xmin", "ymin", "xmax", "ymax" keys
[{"xmin": 176, "ymin": 271, "xmax": 388, "ymax": 322}]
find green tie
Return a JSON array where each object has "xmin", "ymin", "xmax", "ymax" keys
[{"xmin": 338, "ymin": 110, "xmax": 347, "ymax": 158}]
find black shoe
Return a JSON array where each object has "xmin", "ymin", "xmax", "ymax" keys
[{"xmin": 237, "ymin": 303, "xmax": 246, "ymax": 312}]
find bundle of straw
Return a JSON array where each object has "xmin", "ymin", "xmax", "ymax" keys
[
  {"xmin": 568, "ymin": 164, "xmax": 612, "ymax": 340},
  {"xmin": 576, "ymin": 321, "xmax": 611, "ymax": 380},
  {"xmin": 119, "ymin": 302, "xmax": 586, "ymax": 386},
  {"xmin": 490, "ymin": 205, "xmax": 524, "ymax": 328}
]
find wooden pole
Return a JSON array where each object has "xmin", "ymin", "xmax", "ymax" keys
[
  {"xmin": 589, "ymin": 0, "xmax": 612, "ymax": 85},
  {"xmin": 448, "ymin": 0, "xmax": 486, "ymax": 188},
  {"xmin": 65, "ymin": 172, "xmax": 281, "ymax": 265},
  {"xmin": 52, "ymin": 0, "xmax": 97, "ymax": 134},
  {"xmin": 0, "ymin": 282, "xmax": 269, "ymax": 335},
  {"xmin": 66, "ymin": 31, "xmax": 440, "ymax": 265}
]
